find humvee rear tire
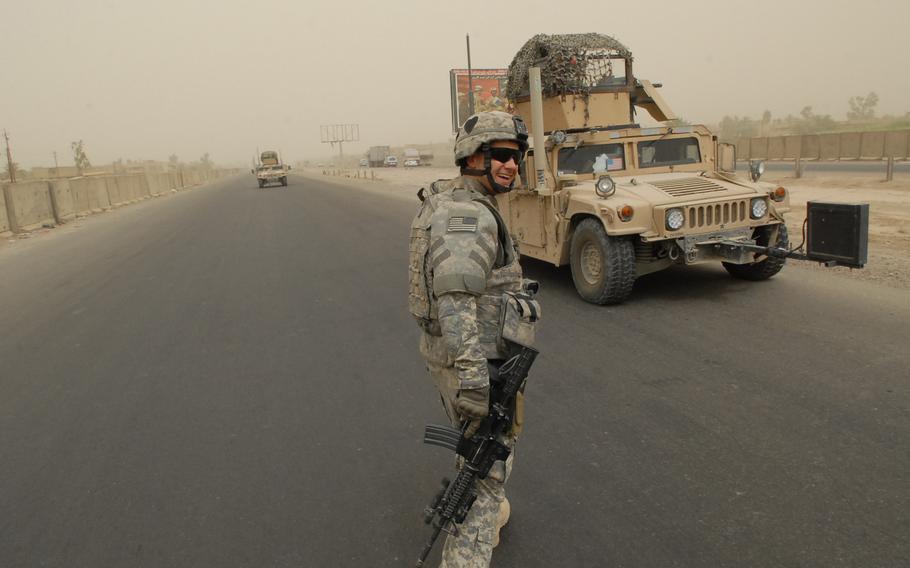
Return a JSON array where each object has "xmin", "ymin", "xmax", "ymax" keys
[
  {"xmin": 258, "ymin": 180, "xmax": 265, "ymax": 188},
  {"xmin": 723, "ymin": 224, "xmax": 789, "ymax": 281},
  {"xmin": 569, "ymin": 218, "xmax": 636, "ymax": 305}
]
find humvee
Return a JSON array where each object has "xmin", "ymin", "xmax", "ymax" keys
[
  {"xmin": 498, "ymin": 34, "xmax": 792, "ymax": 304},
  {"xmin": 254, "ymin": 150, "xmax": 289, "ymax": 188}
]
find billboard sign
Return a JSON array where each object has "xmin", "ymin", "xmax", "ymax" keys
[{"xmin": 449, "ymin": 68, "xmax": 509, "ymax": 132}]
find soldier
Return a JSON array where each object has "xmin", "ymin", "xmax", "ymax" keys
[
  {"xmin": 488, "ymin": 88, "xmax": 504, "ymax": 111},
  {"xmin": 409, "ymin": 111, "xmax": 541, "ymax": 567},
  {"xmin": 472, "ymin": 84, "xmax": 488, "ymax": 113}
]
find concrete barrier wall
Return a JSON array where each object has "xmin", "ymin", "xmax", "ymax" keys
[
  {"xmin": 1, "ymin": 181, "xmax": 56, "ymax": 231},
  {"xmin": 2, "ymin": 169, "xmax": 236, "ymax": 234},
  {"xmin": 819, "ymin": 134, "xmax": 840, "ymax": 160},
  {"xmin": 49, "ymin": 179, "xmax": 76, "ymax": 223},
  {"xmin": 885, "ymin": 131, "xmax": 910, "ymax": 158},
  {"xmin": 801, "ymin": 135, "xmax": 820, "ymax": 160},
  {"xmin": 0, "ymin": 183, "xmax": 12, "ymax": 234},
  {"xmin": 107, "ymin": 175, "xmax": 146, "ymax": 206},
  {"xmin": 70, "ymin": 176, "xmax": 112, "ymax": 214},
  {"xmin": 736, "ymin": 129, "xmax": 910, "ymax": 161},
  {"xmin": 145, "ymin": 172, "xmax": 169, "ymax": 195}
]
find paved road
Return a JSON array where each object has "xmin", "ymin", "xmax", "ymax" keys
[{"xmin": 1, "ymin": 173, "xmax": 908, "ymax": 567}]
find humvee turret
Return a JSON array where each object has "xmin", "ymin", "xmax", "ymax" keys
[{"xmin": 497, "ymin": 33, "xmax": 794, "ymax": 304}]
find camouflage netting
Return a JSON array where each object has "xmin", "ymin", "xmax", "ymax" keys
[{"xmin": 505, "ymin": 33, "xmax": 633, "ymax": 101}]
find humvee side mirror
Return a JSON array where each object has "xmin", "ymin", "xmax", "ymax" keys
[
  {"xmin": 749, "ymin": 159, "xmax": 765, "ymax": 182},
  {"xmin": 718, "ymin": 143, "xmax": 736, "ymax": 173}
]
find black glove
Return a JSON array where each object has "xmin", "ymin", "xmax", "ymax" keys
[{"xmin": 455, "ymin": 386, "xmax": 490, "ymax": 438}]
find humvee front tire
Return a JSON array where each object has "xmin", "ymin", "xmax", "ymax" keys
[
  {"xmin": 258, "ymin": 180, "xmax": 265, "ymax": 188},
  {"xmin": 723, "ymin": 224, "xmax": 789, "ymax": 281},
  {"xmin": 280, "ymin": 177, "xmax": 288, "ymax": 187},
  {"xmin": 569, "ymin": 218, "xmax": 636, "ymax": 305}
]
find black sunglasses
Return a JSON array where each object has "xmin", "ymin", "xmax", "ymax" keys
[{"xmin": 489, "ymin": 147, "xmax": 524, "ymax": 165}]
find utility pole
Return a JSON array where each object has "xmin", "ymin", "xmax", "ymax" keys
[
  {"xmin": 466, "ymin": 34, "xmax": 475, "ymax": 116},
  {"xmin": 53, "ymin": 151, "xmax": 59, "ymax": 177},
  {"xmin": 3, "ymin": 129, "xmax": 16, "ymax": 183}
]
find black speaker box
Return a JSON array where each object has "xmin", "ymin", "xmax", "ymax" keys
[{"xmin": 806, "ymin": 201, "xmax": 869, "ymax": 268}]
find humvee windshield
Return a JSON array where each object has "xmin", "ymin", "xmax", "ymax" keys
[
  {"xmin": 637, "ymin": 137, "xmax": 701, "ymax": 168},
  {"xmin": 557, "ymin": 143, "xmax": 625, "ymax": 175}
]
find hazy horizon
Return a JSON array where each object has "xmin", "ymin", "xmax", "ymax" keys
[{"xmin": 2, "ymin": 0, "xmax": 908, "ymax": 168}]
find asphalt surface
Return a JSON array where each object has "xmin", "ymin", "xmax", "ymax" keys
[{"xmin": 1, "ymin": 173, "xmax": 908, "ymax": 567}]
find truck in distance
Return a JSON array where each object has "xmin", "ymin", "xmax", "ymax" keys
[
  {"xmin": 254, "ymin": 150, "xmax": 289, "ymax": 188},
  {"xmin": 368, "ymin": 146, "xmax": 390, "ymax": 168},
  {"xmin": 403, "ymin": 148, "xmax": 421, "ymax": 167}
]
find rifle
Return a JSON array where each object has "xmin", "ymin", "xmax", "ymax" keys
[{"xmin": 416, "ymin": 343, "xmax": 538, "ymax": 567}]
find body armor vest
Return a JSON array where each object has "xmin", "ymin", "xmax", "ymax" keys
[{"xmin": 408, "ymin": 178, "xmax": 527, "ymax": 359}]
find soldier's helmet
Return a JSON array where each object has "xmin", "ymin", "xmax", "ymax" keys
[{"xmin": 454, "ymin": 111, "xmax": 529, "ymax": 166}]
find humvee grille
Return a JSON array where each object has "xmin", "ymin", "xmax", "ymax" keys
[
  {"xmin": 686, "ymin": 201, "xmax": 749, "ymax": 229},
  {"xmin": 651, "ymin": 178, "xmax": 726, "ymax": 197}
]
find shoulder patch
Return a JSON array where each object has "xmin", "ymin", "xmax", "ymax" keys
[{"xmin": 447, "ymin": 216, "xmax": 478, "ymax": 233}]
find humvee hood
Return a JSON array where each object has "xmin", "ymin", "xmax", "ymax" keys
[{"xmin": 603, "ymin": 173, "xmax": 760, "ymax": 205}]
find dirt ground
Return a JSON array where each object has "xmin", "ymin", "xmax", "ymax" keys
[{"xmin": 311, "ymin": 166, "xmax": 910, "ymax": 290}]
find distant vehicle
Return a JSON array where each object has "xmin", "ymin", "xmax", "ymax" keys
[
  {"xmin": 403, "ymin": 148, "xmax": 421, "ymax": 166},
  {"xmin": 359, "ymin": 158, "xmax": 369, "ymax": 167},
  {"xmin": 254, "ymin": 150, "xmax": 289, "ymax": 188},
  {"xmin": 369, "ymin": 146, "xmax": 391, "ymax": 168},
  {"xmin": 384, "ymin": 156, "xmax": 398, "ymax": 167},
  {"xmin": 418, "ymin": 147, "xmax": 434, "ymax": 166}
]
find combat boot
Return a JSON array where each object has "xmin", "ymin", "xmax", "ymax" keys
[{"xmin": 492, "ymin": 498, "xmax": 511, "ymax": 548}]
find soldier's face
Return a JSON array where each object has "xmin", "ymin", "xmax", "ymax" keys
[{"xmin": 468, "ymin": 140, "xmax": 520, "ymax": 190}]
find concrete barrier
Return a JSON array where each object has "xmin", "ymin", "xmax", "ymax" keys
[
  {"xmin": 169, "ymin": 172, "xmax": 180, "ymax": 190},
  {"xmin": 1, "ymin": 169, "xmax": 237, "ymax": 236},
  {"xmin": 735, "ymin": 129, "xmax": 910, "ymax": 161},
  {"xmin": 145, "ymin": 172, "xmax": 168, "ymax": 195},
  {"xmin": 0, "ymin": 180, "xmax": 56, "ymax": 232},
  {"xmin": 70, "ymin": 176, "xmax": 112, "ymax": 214},
  {"xmin": 860, "ymin": 132, "xmax": 886, "ymax": 159},
  {"xmin": 107, "ymin": 174, "xmax": 146, "ymax": 206},
  {"xmin": 819, "ymin": 134, "xmax": 840, "ymax": 160},
  {"xmin": 48, "ymin": 179, "xmax": 76, "ymax": 223},
  {"xmin": 1, "ymin": 183, "xmax": 12, "ymax": 235}
]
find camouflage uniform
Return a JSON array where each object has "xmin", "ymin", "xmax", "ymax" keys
[{"xmin": 409, "ymin": 174, "xmax": 532, "ymax": 567}]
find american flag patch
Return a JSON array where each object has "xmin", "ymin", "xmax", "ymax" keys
[{"xmin": 447, "ymin": 216, "xmax": 478, "ymax": 232}]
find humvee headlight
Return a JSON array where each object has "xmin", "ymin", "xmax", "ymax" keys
[
  {"xmin": 666, "ymin": 208, "xmax": 684, "ymax": 231},
  {"xmin": 595, "ymin": 175, "xmax": 615, "ymax": 198},
  {"xmin": 750, "ymin": 197, "xmax": 768, "ymax": 219}
]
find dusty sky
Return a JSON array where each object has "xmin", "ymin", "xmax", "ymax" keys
[{"xmin": 2, "ymin": 0, "xmax": 907, "ymax": 168}]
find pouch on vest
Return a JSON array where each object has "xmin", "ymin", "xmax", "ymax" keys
[{"xmin": 498, "ymin": 291, "xmax": 540, "ymax": 349}]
